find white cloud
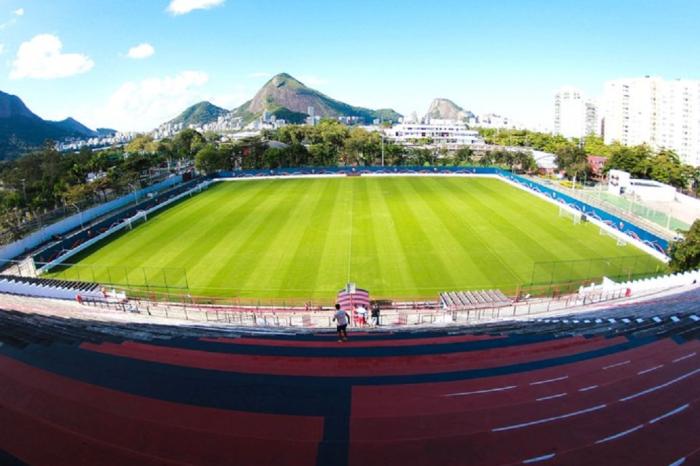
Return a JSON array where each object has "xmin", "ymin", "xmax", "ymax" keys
[
  {"xmin": 10, "ymin": 34, "xmax": 94, "ymax": 80},
  {"xmin": 126, "ymin": 43, "xmax": 155, "ymax": 59},
  {"xmin": 0, "ymin": 44, "xmax": 4, "ymax": 55},
  {"xmin": 87, "ymin": 70, "xmax": 210, "ymax": 131},
  {"xmin": 248, "ymin": 71, "xmax": 271, "ymax": 79},
  {"xmin": 167, "ymin": 0, "xmax": 224, "ymax": 15},
  {"xmin": 14, "ymin": 8, "xmax": 24, "ymax": 16}
]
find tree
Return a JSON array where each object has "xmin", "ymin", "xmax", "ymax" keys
[
  {"xmin": 668, "ymin": 221, "xmax": 700, "ymax": 272},
  {"xmin": 604, "ymin": 145, "xmax": 653, "ymax": 178},
  {"xmin": 647, "ymin": 149, "xmax": 692, "ymax": 189},
  {"xmin": 343, "ymin": 128, "xmax": 381, "ymax": 165},
  {"xmin": 195, "ymin": 145, "xmax": 226, "ymax": 174},
  {"xmin": 384, "ymin": 143, "xmax": 406, "ymax": 166},
  {"xmin": 172, "ymin": 129, "xmax": 205, "ymax": 160},
  {"xmin": 452, "ymin": 147, "xmax": 474, "ymax": 165},
  {"xmin": 125, "ymin": 134, "xmax": 157, "ymax": 154},
  {"xmin": 555, "ymin": 146, "xmax": 590, "ymax": 180}
]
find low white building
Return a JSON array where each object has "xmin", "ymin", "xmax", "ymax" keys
[
  {"xmin": 608, "ymin": 169, "xmax": 677, "ymax": 202},
  {"xmin": 385, "ymin": 120, "xmax": 483, "ymax": 149}
]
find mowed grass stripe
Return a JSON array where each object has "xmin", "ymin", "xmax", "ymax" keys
[
  {"xmin": 237, "ymin": 179, "xmax": 332, "ymax": 297},
  {"xmin": 202, "ymin": 180, "xmax": 301, "ymax": 293},
  {"xmin": 58, "ymin": 176, "xmax": 665, "ymax": 300},
  {"xmin": 399, "ymin": 177, "xmax": 500, "ymax": 288},
  {"xmin": 442, "ymin": 178, "xmax": 563, "ymax": 278},
  {"xmin": 171, "ymin": 180, "xmax": 290, "ymax": 290},
  {"xmin": 72, "ymin": 183, "xmax": 236, "ymax": 268},
  {"xmin": 280, "ymin": 179, "xmax": 343, "ymax": 296},
  {"xmin": 469, "ymin": 179, "xmax": 606, "ymax": 259},
  {"xmin": 414, "ymin": 177, "xmax": 522, "ymax": 287},
  {"xmin": 156, "ymin": 182, "xmax": 273, "ymax": 271},
  {"xmin": 348, "ymin": 179, "xmax": 382, "ymax": 291},
  {"xmin": 381, "ymin": 178, "xmax": 462, "ymax": 292},
  {"xmin": 363, "ymin": 178, "xmax": 418, "ymax": 297}
]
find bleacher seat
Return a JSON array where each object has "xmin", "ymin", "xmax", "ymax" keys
[{"xmin": 1, "ymin": 288, "xmax": 698, "ymax": 465}]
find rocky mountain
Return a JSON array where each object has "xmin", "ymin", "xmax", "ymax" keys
[
  {"xmin": 51, "ymin": 117, "xmax": 98, "ymax": 138},
  {"xmin": 0, "ymin": 90, "xmax": 98, "ymax": 160},
  {"xmin": 168, "ymin": 101, "xmax": 229, "ymax": 127},
  {"xmin": 231, "ymin": 73, "xmax": 402, "ymax": 124},
  {"xmin": 425, "ymin": 98, "xmax": 473, "ymax": 121}
]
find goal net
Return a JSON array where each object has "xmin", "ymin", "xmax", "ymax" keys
[
  {"xmin": 559, "ymin": 205, "xmax": 582, "ymax": 225},
  {"xmin": 600, "ymin": 226, "xmax": 627, "ymax": 246}
]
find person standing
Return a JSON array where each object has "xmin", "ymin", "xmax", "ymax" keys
[
  {"xmin": 333, "ymin": 303, "xmax": 350, "ymax": 342},
  {"xmin": 356, "ymin": 305, "xmax": 368, "ymax": 327},
  {"xmin": 371, "ymin": 304, "xmax": 381, "ymax": 326}
]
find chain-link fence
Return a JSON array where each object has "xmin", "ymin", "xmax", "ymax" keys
[
  {"xmin": 1, "ymin": 259, "xmax": 189, "ymax": 297},
  {"xmin": 528, "ymin": 255, "xmax": 665, "ymax": 295}
]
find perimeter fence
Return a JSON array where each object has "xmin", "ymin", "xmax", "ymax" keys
[
  {"xmin": 528, "ymin": 255, "xmax": 665, "ymax": 295},
  {"xmin": 0, "ymin": 259, "xmax": 189, "ymax": 297}
]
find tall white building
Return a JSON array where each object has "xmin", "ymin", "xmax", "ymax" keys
[
  {"xmin": 603, "ymin": 76, "xmax": 700, "ymax": 166},
  {"xmin": 554, "ymin": 87, "xmax": 599, "ymax": 139}
]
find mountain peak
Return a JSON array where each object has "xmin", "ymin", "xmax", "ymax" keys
[
  {"xmin": 0, "ymin": 90, "xmax": 41, "ymax": 120},
  {"xmin": 265, "ymin": 73, "xmax": 306, "ymax": 90},
  {"xmin": 168, "ymin": 101, "xmax": 228, "ymax": 127},
  {"xmin": 426, "ymin": 98, "xmax": 471, "ymax": 121}
]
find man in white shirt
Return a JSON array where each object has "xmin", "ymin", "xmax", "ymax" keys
[{"xmin": 333, "ymin": 303, "xmax": 350, "ymax": 342}]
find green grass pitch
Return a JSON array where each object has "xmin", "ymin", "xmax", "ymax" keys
[{"xmin": 53, "ymin": 176, "xmax": 664, "ymax": 302}]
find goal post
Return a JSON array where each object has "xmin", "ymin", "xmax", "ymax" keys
[
  {"xmin": 559, "ymin": 205, "xmax": 582, "ymax": 225},
  {"xmin": 599, "ymin": 225, "xmax": 627, "ymax": 247}
]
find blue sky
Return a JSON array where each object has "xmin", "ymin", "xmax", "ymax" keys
[{"xmin": 0, "ymin": 0, "xmax": 699, "ymax": 131}]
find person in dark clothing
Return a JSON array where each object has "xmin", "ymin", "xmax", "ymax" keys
[{"xmin": 371, "ymin": 304, "xmax": 381, "ymax": 326}]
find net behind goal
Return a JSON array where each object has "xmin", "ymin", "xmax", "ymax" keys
[
  {"xmin": 600, "ymin": 226, "xmax": 628, "ymax": 246},
  {"xmin": 559, "ymin": 205, "xmax": 582, "ymax": 225}
]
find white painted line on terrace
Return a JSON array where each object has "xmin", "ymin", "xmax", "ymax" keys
[
  {"xmin": 595, "ymin": 424, "xmax": 644, "ymax": 444},
  {"xmin": 620, "ymin": 368, "xmax": 700, "ymax": 402},
  {"xmin": 445, "ymin": 385, "xmax": 517, "ymax": 397},
  {"xmin": 603, "ymin": 360, "xmax": 631, "ymax": 370},
  {"xmin": 530, "ymin": 376, "xmax": 569, "ymax": 386},
  {"xmin": 492, "ymin": 404, "xmax": 607, "ymax": 432},
  {"xmin": 673, "ymin": 353, "xmax": 697, "ymax": 364},
  {"xmin": 636, "ymin": 318, "xmax": 645, "ymax": 323},
  {"xmin": 522, "ymin": 453, "xmax": 556, "ymax": 463},
  {"xmin": 578, "ymin": 385, "xmax": 598, "ymax": 392},
  {"xmin": 638, "ymin": 365, "xmax": 664, "ymax": 375},
  {"xmin": 653, "ymin": 317, "xmax": 663, "ymax": 323},
  {"xmin": 608, "ymin": 318, "xmax": 617, "ymax": 324},
  {"xmin": 649, "ymin": 404, "xmax": 690, "ymax": 424},
  {"xmin": 671, "ymin": 316, "xmax": 681, "ymax": 323},
  {"xmin": 622, "ymin": 318, "xmax": 631, "ymax": 324},
  {"xmin": 690, "ymin": 315, "xmax": 700, "ymax": 322},
  {"xmin": 537, "ymin": 392, "xmax": 567, "ymax": 402}
]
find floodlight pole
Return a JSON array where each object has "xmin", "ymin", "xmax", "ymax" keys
[{"xmin": 381, "ymin": 134, "xmax": 385, "ymax": 167}]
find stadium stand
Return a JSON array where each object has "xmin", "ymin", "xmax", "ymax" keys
[
  {"xmin": 440, "ymin": 289, "xmax": 511, "ymax": 310},
  {"xmin": 0, "ymin": 285, "xmax": 699, "ymax": 466},
  {"xmin": 0, "ymin": 275, "xmax": 103, "ymax": 301}
]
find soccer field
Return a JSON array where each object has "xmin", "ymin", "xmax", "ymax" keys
[{"xmin": 53, "ymin": 176, "xmax": 664, "ymax": 301}]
